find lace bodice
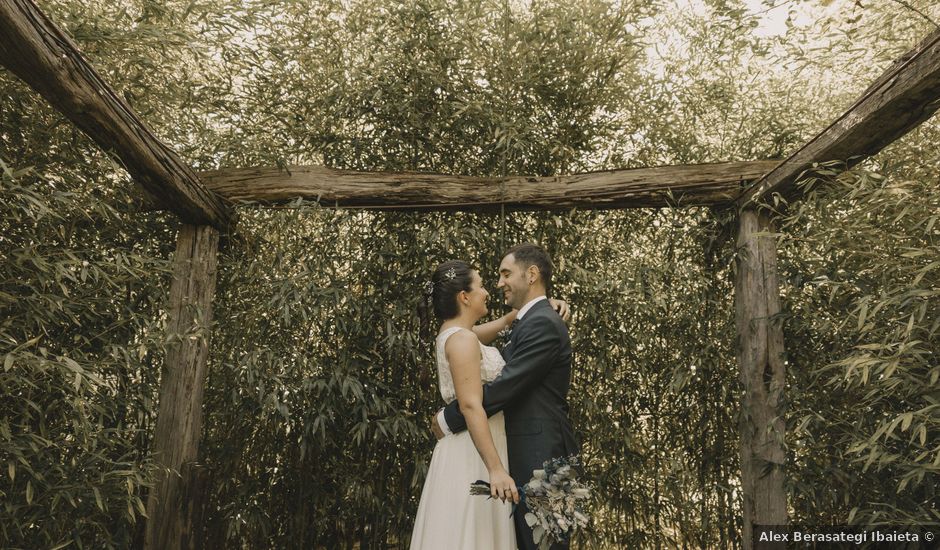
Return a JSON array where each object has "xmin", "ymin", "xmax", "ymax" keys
[{"xmin": 435, "ymin": 327, "xmax": 506, "ymax": 404}]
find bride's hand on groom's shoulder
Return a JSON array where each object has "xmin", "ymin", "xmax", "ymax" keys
[{"xmin": 549, "ymin": 298, "xmax": 571, "ymax": 323}]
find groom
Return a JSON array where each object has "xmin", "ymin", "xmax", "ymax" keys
[{"xmin": 432, "ymin": 242, "xmax": 579, "ymax": 550}]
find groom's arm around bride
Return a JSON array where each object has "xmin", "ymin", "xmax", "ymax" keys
[{"xmin": 442, "ymin": 311, "xmax": 567, "ymax": 433}]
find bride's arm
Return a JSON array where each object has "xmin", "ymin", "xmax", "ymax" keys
[
  {"xmin": 446, "ymin": 331, "xmax": 520, "ymax": 504},
  {"xmin": 472, "ymin": 299, "xmax": 571, "ymax": 345},
  {"xmin": 472, "ymin": 310, "xmax": 517, "ymax": 345}
]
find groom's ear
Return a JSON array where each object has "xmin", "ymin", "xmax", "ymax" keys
[{"xmin": 527, "ymin": 265, "xmax": 540, "ymax": 284}]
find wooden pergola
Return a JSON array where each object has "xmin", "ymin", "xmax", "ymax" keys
[{"xmin": 2, "ymin": 0, "xmax": 939, "ymax": 547}]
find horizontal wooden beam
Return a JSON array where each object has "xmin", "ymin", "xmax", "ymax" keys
[
  {"xmin": 737, "ymin": 28, "xmax": 940, "ymax": 208},
  {"xmin": 196, "ymin": 160, "xmax": 779, "ymax": 211},
  {"xmin": 0, "ymin": 0, "xmax": 232, "ymax": 228}
]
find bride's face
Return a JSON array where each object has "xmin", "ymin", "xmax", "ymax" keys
[{"xmin": 460, "ymin": 270, "xmax": 489, "ymax": 319}]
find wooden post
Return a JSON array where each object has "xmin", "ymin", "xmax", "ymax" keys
[
  {"xmin": 145, "ymin": 224, "xmax": 220, "ymax": 550},
  {"xmin": 734, "ymin": 209, "xmax": 787, "ymax": 548}
]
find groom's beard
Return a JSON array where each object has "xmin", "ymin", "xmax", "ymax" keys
[{"xmin": 503, "ymin": 288, "xmax": 526, "ymax": 310}]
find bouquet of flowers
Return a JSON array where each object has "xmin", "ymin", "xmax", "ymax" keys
[{"xmin": 471, "ymin": 455, "xmax": 591, "ymax": 549}]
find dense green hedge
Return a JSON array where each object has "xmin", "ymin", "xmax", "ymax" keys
[
  {"xmin": 780, "ymin": 139, "xmax": 940, "ymax": 528},
  {"xmin": 0, "ymin": 162, "xmax": 167, "ymax": 547}
]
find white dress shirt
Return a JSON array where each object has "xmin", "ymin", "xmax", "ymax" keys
[{"xmin": 437, "ymin": 295, "xmax": 548, "ymax": 435}]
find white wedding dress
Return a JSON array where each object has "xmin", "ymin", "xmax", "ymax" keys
[{"xmin": 409, "ymin": 327, "xmax": 516, "ymax": 550}]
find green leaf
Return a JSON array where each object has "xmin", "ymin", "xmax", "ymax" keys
[
  {"xmin": 135, "ymin": 496, "xmax": 148, "ymax": 518},
  {"xmin": 93, "ymin": 486, "xmax": 104, "ymax": 512},
  {"xmin": 856, "ymin": 298, "xmax": 868, "ymax": 331},
  {"xmin": 900, "ymin": 413, "xmax": 912, "ymax": 433}
]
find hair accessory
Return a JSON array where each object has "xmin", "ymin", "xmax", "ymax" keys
[
  {"xmin": 445, "ymin": 267, "xmax": 457, "ymax": 280},
  {"xmin": 423, "ymin": 281, "xmax": 434, "ymax": 296}
]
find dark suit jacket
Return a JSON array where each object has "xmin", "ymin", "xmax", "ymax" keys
[{"xmin": 442, "ymin": 298, "xmax": 579, "ymax": 483}]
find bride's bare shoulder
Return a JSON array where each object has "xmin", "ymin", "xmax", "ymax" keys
[{"xmin": 443, "ymin": 329, "xmax": 480, "ymax": 358}]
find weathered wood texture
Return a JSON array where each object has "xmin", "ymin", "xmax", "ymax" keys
[
  {"xmin": 179, "ymin": 462, "xmax": 209, "ymax": 550},
  {"xmin": 196, "ymin": 160, "xmax": 779, "ymax": 211},
  {"xmin": 0, "ymin": 0, "xmax": 231, "ymax": 228},
  {"xmin": 145, "ymin": 224, "xmax": 219, "ymax": 550},
  {"xmin": 738, "ymin": 27, "xmax": 940, "ymax": 207},
  {"xmin": 734, "ymin": 209, "xmax": 788, "ymax": 549}
]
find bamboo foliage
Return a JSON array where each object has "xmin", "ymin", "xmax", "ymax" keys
[
  {"xmin": 2, "ymin": 0, "xmax": 939, "ymax": 548},
  {"xmin": 779, "ymin": 150, "xmax": 940, "ymax": 529},
  {"xmin": 0, "ymin": 160, "xmax": 166, "ymax": 548}
]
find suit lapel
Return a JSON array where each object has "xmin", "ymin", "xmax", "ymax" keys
[{"xmin": 500, "ymin": 299, "xmax": 552, "ymax": 361}]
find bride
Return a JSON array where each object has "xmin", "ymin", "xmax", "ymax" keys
[{"xmin": 410, "ymin": 260, "xmax": 567, "ymax": 549}]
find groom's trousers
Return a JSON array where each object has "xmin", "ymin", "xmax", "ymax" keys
[{"xmin": 507, "ymin": 416, "xmax": 577, "ymax": 550}]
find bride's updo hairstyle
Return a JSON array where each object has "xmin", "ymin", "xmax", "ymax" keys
[{"xmin": 417, "ymin": 260, "xmax": 475, "ymax": 339}]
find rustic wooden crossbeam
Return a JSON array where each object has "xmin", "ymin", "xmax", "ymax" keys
[
  {"xmin": 738, "ymin": 27, "xmax": 940, "ymax": 207},
  {"xmin": 196, "ymin": 160, "xmax": 780, "ymax": 210},
  {"xmin": 0, "ymin": 0, "xmax": 231, "ymax": 228}
]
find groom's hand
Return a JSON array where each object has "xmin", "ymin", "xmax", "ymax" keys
[{"xmin": 430, "ymin": 412, "xmax": 445, "ymax": 440}]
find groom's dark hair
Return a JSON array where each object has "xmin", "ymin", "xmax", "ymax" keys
[{"xmin": 505, "ymin": 243, "xmax": 553, "ymax": 294}]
